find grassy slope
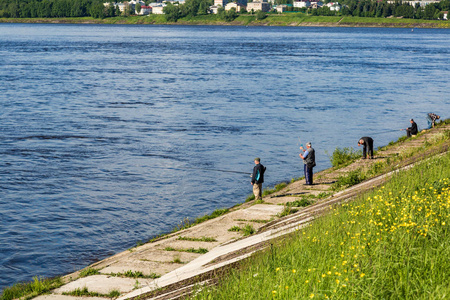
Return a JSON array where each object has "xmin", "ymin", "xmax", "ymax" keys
[
  {"xmin": 192, "ymin": 152, "xmax": 450, "ymax": 299},
  {"xmin": 1, "ymin": 14, "xmax": 450, "ymax": 28}
]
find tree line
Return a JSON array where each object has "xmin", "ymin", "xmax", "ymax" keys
[
  {"xmin": 311, "ymin": 0, "xmax": 450, "ymax": 20},
  {"xmin": 0, "ymin": 0, "xmax": 449, "ymax": 20}
]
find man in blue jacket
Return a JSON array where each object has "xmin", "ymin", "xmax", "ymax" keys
[
  {"xmin": 251, "ymin": 158, "xmax": 266, "ymax": 201},
  {"xmin": 299, "ymin": 142, "xmax": 316, "ymax": 185}
]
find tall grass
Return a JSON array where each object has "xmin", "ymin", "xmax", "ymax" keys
[
  {"xmin": 0, "ymin": 276, "xmax": 63, "ymax": 300},
  {"xmin": 192, "ymin": 153, "xmax": 450, "ymax": 299},
  {"xmin": 328, "ymin": 147, "xmax": 362, "ymax": 168}
]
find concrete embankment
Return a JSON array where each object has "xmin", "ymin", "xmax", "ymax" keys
[{"xmin": 27, "ymin": 123, "xmax": 449, "ymax": 300}]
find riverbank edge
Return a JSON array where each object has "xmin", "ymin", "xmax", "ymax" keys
[
  {"xmin": 2, "ymin": 121, "xmax": 449, "ymax": 300},
  {"xmin": 1, "ymin": 15, "xmax": 450, "ymax": 28}
]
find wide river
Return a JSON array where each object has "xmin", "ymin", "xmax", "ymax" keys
[{"xmin": 0, "ymin": 23, "xmax": 449, "ymax": 288}]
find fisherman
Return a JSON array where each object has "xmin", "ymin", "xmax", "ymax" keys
[
  {"xmin": 426, "ymin": 113, "xmax": 440, "ymax": 129},
  {"xmin": 251, "ymin": 158, "xmax": 266, "ymax": 201},
  {"xmin": 357, "ymin": 137, "xmax": 374, "ymax": 159},
  {"xmin": 299, "ymin": 142, "xmax": 316, "ymax": 185},
  {"xmin": 405, "ymin": 119, "xmax": 418, "ymax": 137}
]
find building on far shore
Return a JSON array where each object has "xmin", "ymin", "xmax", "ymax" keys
[
  {"xmin": 386, "ymin": 0, "xmax": 440, "ymax": 6},
  {"xmin": 225, "ymin": 2, "xmax": 247, "ymax": 12},
  {"xmin": 293, "ymin": 0, "xmax": 310, "ymax": 8},
  {"xmin": 151, "ymin": 5, "xmax": 165, "ymax": 14},
  {"xmin": 209, "ymin": 5, "xmax": 220, "ymax": 13},
  {"xmin": 443, "ymin": 11, "xmax": 448, "ymax": 20},
  {"xmin": 247, "ymin": 1, "xmax": 271, "ymax": 12},
  {"xmin": 137, "ymin": 5, "xmax": 152, "ymax": 14},
  {"xmin": 214, "ymin": 0, "xmax": 228, "ymax": 7},
  {"xmin": 276, "ymin": 4, "xmax": 288, "ymax": 12}
]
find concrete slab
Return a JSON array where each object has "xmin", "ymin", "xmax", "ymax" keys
[
  {"xmin": 134, "ymin": 249, "xmax": 200, "ymax": 263},
  {"xmin": 54, "ymin": 275, "xmax": 145, "ymax": 295},
  {"xmin": 99, "ymin": 259, "xmax": 179, "ymax": 276},
  {"xmin": 34, "ymin": 295, "xmax": 107, "ymax": 300}
]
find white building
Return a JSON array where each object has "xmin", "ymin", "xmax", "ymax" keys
[
  {"xmin": 225, "ymin": 2, "xmax": 246, "ymax": 12},
  {"xmin": 386, "ymin": 0, "xmax": 440, "ymax": 7},
  {"xmin": 293, "ymin": 0, "xmax": 310, "ymax": 8},
  {"xmin": 276, "ymin": 4, "xmax": 288, "ymax": 12},
  {"xmin": 309, "ymin": 0, "xmax": 323, "ymax": 8},
  {"xmin": 214, "ymin": 0, "xmax": 228, "ymax": 7},
  {"xmin": 247, "ymin": 1, "xmax": 271, "ymax": 12},
  {"xmin": 209, "ymin": 5, "xmax": 220, "ymax": 13},
  {"xmin": 326, "ymin": 2, "xmax": 341, "ymax": 11},
  {"xmin": 151, "ymin": 5, "xmax": 165, "ymax": 14}
]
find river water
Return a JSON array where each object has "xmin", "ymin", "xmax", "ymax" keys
[{"xmin": 0, "ymin": 23, "xmax": 449, "ymax": 288}]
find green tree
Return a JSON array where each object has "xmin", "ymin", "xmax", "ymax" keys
[
  {"xmin": 255, "ymin": 9, "xmax": 266, "ymax": 19},
  {"xmin": 163, "ymin": 3, "xmax": 182, "ymax": 21},
  {"xmin": 424, "ymin": 3, "xmax": 437, "ymax": 19},
  {"xmin": 135, "ymin": 2, "xmax": 141, "ymax": 14}
]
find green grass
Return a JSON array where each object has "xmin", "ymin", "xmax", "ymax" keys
[
  {"xmin": 277, "ymin": 206, "xmax": 299, "ymax": 217},
  {"xmin": 62, "ymin": 287, "xmax": 121, "ymax": 298},
  {"xmin": 172, "ymin": 257, "xmax": 183, "ymax": 264},
  {"xmin": 79, "ymin": 267, "xmax": 100, "ymax": 278},
  {"xmin": 2, "ymin": 15, "xmax": 449, "ymax": 28},
  {"xmin": 328, "ymin": 147, "xmax": 362, "ymax": 168},
  {"xmin": 332, "ymin": 169, "xmax": 367, "ymax": 191},
  {"xmin": 172, "ymin": 208, "xmax": 229, "ymax": 232},
  {"xmin": 235, "ymin": 219, "xmax": 271, "ymax": 224},
  {"xmin": 228, "ymin": 224, "xmax": 256, "ymax": 236},
  {"xmin": 340, "ymin": 16, "xmax": 450, "ymax": 26},
  {"xmin": 262, "ymin": 182, "xmax": 288, "ymax": 197},
  {"xmin": 114, "ymin": 270, "xmax": 159, "ymax": 279},
  {"xmin": 164, "ymin": 246, "xmax": 208, "ymax": 254},
  {"xmin": 0, "ymin": 276, "xmax": 63, "ymax": 300},
  {"xmin": 228, "ymin": 226, "xmax": 241, "ymax": 232},
  {"xmin": 191, "ymin": 152, "xmax": 450, "ymax": 299},
  {"xmin": 177, "ymin": 236, "xmax": 217, "ymax": 242},
  {"xmin": 285, "ymin": 197, "xmax": 314, "ymax": 208}
]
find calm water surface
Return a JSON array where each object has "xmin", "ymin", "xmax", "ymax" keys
[{"xmin": 0, "ymin": 24, "xmax": 449, "ymax": 288}]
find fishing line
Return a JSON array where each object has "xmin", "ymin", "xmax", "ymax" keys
[
  {"xmin": 368, "ymin": 129, "xmax": 402, "ymax": 135},
  {"xmin": 150, "ymin": 165, "xmax": 251, "ymax": 175}
]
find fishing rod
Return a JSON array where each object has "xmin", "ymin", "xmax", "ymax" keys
[
  {"xmin": 150, "ymin": 165, "xmax": 251, "ymax": 175},
  {"xmin": 368, "ymin": 129, "xmax": 403, "ymax": 135}
]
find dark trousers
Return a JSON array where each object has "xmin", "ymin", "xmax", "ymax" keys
[
  {"xmin": 304, "ymin": 164, "xmax": 313, "ymax": 185},
  {"xmin": 363, "ymin": 141, "xmax": 374, "ymax": 159},
  {"xmin": 406, "ymin": 129, "xmax": 414, "ymax": 137}
]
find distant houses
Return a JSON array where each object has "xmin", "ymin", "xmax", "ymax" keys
[
  {"xmin": 103, "ymin": 0, "xmax": 447, "ymax": 17},
  {"xmin": 247, "ymin": 1, "xmax": 271, "ymax": 13},
  {"xmin": 225, "ymin": 2, "xmax": 247, "ymax": 12}
]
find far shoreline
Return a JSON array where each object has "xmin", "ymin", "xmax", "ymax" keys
[{"xmin": 1, "ymin": 14, "xmax": 450, "ymax": 28}]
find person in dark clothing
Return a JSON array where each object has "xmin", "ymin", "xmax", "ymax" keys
[
  {"xmin": 251, "ymin": 158, "xmax": 266, "ymax": 201},
  {"xmin": 426, "ymin": 113, "xmax": 440, "ymax": 129},
  {"xmin": 405, "ymin": 119, "xmax": 418, "ymax": 137},
  {"xmin": 358, "ymin": 137, "xmax": 374, "ymax": 159},
  {"xmin": 299, "ymin": 142, "xmax": 316, "ymax": 185}
]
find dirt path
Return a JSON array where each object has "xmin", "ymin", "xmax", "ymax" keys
[{"xmin": 33, "ymin": 124, "xmax": 449, "ymax": 300}]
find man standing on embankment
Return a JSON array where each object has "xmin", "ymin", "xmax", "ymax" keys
[
  {"xmin": 251, "ymin": 158, "xmax": 266, "ymax": 201},
  {"xmin": 299, "ymin": 142, "xmax": 316, "ymax": 185}
]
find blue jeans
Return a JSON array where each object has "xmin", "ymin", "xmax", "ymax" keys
[
  {"xmin": 304, "ymin": 164, "xmax": 313, "ymax": 185},
  {"xmin": 426, "ymin": 115, "xmax": 433, "ymax": 129}
]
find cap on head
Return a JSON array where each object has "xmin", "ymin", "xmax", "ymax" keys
[
  {"xmin": 254, "ymin": 157, "xmax": 260, "ymax": 162},
  {"xmin": 410, "ymin": 119, "xmax": 414, "ymax": 122},
  {"xmin": 306, "ymin": 142, "xmax": 311, "ymax": 147}
]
